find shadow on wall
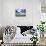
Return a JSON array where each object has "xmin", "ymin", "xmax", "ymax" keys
[{"xmin": 0, "ymin": 27, "xmax": 5, "ymax": 40}]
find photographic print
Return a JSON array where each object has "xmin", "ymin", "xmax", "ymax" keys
[{"xmin": 15, "ymin": 9, "xmax": 26, "ymax": 16}]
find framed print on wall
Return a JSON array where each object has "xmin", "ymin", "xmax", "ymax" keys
[{"xmin": 15, "ymin": 9, "xmax": 26, "ymax": 17}]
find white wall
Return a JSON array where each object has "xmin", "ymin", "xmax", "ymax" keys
[
  {"xmin": 1, "ymin": 0, "xmax": 41, "ymax": 26},
  {"xmin": 0, "ymin": 0, "xmax": 3, "ymax": 26}
]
